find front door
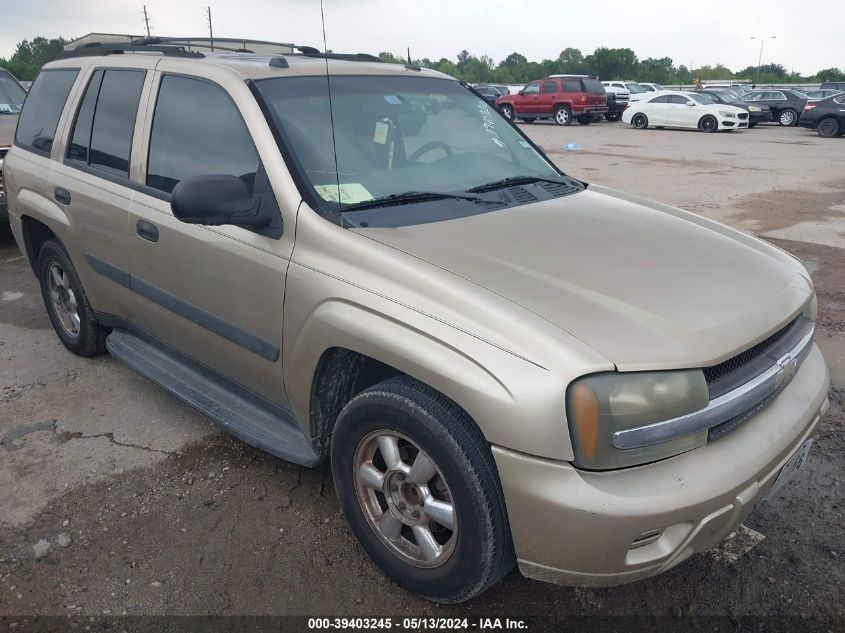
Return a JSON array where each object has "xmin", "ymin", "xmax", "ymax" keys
[
  {"xmin": 126, "ymin": 70, "xmax": 293, "ymax": 406},
  {"xmin": 515, "ymin": 81, "xmax": 541, "ymax": 115}
]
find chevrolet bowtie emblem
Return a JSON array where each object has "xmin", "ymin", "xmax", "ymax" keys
[{"xmin": 775, "ymin": 353, "xmax": 799, "ymax": 390}]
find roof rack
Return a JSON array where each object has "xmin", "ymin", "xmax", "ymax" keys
[
  {"xmin": 294, "ymin": 46, "xmax": 382, "ymax": 63},
  {"xmin": 57, "ymin": 43, "xmax": 204, "ymax": 59}
]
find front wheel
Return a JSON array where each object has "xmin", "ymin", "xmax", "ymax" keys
[
  {"xmin": 631, "ymin": 113, "xmax": 649, "ymax": 129},
  {"xmin": 331, "ymin": 377, "xmax": 514, "ymax": 603},
  {"xmin": 779, "ymin": 109, "xmax": 798, "ymax": 126},
  {"xmin": 37, "ymin": 240, "xmax": 108, "ymax": 356},
  {"xmin": 817, "ymin": 117, "xmax": 841, "ymax": 138},
  {"xmin": 498, "ymin": 104, "xmax": 514, "ymax": 121},
  {"xmin": 699, "ymin": 115, "xmax": 718, "ymax": 133}
]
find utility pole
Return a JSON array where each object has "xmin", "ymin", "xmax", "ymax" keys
[
  {"xmin": 142, "ymin": 5, "xmax": 151, "ymax": 37},
  {"xmin": 206, "ymin": 7, "xmax": 214, "ymax": 51},
  {"xmin": 751, "ymin": 35, "xmax": 776, "ymax": 84},
  {"xmin": 407, "ymin": 47, "xmax": 411, "ymax": 64}
]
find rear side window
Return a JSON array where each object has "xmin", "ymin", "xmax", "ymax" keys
[
  {"xmin": 562, "ymin": 80, "xmax": 581, "ymax": 92},
  {"xmin": 66, "ymin": 69, "xmax": 145, "ymax": 177},
  {"xmin": 146, "ymin": 75, "xmax": 259, "ymax": 195},
  {"xmin": 649, "ymin": 95, "xmax": 672, "ymax": 103},
  {"xmin": 541, "ymin": 81, "xmax": 557, "ymax": 94},
  {"xmin": 15, "ymin": 69, "xmax": 79, "ymax": 155}
]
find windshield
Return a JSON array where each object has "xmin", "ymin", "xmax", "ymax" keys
[
  {"xmin": 650, "ymin": 84, "xmax": 666, "ymax": 91},
  {"xmin": 715, "ymin": 91, "xmax": 739, "ymax": 103},
  {"xmin": 625, "ymin": 83, "xmax": 647, "ymax": 93},
  {"xmin": 0, "ymin": 70, "xmax": 26, "ymax": 114},
  {"xmin": 255, "ymin": 75, "xmax": 568, "ymax": 221}
]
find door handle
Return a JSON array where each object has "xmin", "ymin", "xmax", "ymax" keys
[
  {"xmin": 136, "ymin": 219, "xmax": 159, "ymax": 243},
  {"xmin": 54, "ymin": 187, "xmax": 71, "ymax": 205}
]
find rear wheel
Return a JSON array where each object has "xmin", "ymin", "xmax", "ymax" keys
[
  {"xmin": 331, "ymin": 377, "xmax": 514, "ymax": 603},
  {"xmin": 779, "ymin": 108, "xmax": 798, "ymax": 126},
  {"xmin": 817, "ymin": 117, "xmax": 841, "ymax": 138},
  {"xmin": 37, "ymin": 240, "xmax": 108, "ymax": 357},
  {"xmin": 631, "ymin": 113, "xmax": 649, "ymax": 129},
  {"xmin": 699, "ymin": 115, "xmax": 718, "ymax": 133},
  {"xmin": 576, "ymin": 115, "xmax": 593, "ymax": 125},
  {"xmin": 498, "ymin": 104, "xmax": 514, "ymax": 121},
  {"xmin": 604, "ymin": 112, "xmax": 622, "ymax": 122},
  {"xmin": 554, "ymin": 105, "xmax": 572, "ymax": 126}
]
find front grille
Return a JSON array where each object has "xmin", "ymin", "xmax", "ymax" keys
[{"xmin": 738, "ymin": 113, "xmax": 749, "ymax": 120}]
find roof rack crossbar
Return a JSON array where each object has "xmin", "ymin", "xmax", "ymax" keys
[
  {"xmin": 58, "ymin": 43, "xmax": 204, "ymax": 59},
  {"xmin": 295, "ymin": 46, "xmax": 382, "ymax": 63}
]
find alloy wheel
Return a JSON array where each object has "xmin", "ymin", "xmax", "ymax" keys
[
  {"xmin": 353, "ymin": 430, "xmax": 457, "ymax": 568},
  {"xmin": 555, "ymin": 108, "xmax": 570, "ymax": 125},
  {"xmin": 780, "ymin": 110, "xmax": 795, "ymax": 126},
  {"xmin": 47, "ymin": 262, "xmax": 80, "ymax": 337}
]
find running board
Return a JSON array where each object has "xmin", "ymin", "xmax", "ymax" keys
[{"xmin": 106, "ymin": 328, "xmax": 321, "ymax": 467}]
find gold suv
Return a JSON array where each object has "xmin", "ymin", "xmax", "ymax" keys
[{"xmin": 3, "ymin": 40, "xmax": 830, "ymax": 603}]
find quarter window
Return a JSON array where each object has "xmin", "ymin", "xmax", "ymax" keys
[
  {"xmin": 14, "ymin": 69, "xmax": 79, "ymax": 155},
  {"xmin": 562, "ymin": 80, "xmax": 581, "ymax": 92},
  {"xmin": 648, "ymin": 95, "xmax": 672, "ymax": 103},
  {"xmin": 146, "ymin": 75, "xmax": 259, "ymax": 195}
]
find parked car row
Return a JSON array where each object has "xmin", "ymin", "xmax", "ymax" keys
[{"xmin": 491, "ymin": 74, "xmax": 843, "ymax": 137}]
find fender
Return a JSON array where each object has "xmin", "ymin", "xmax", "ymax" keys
[{"xmin": 283, "ymin": 271, "xmax": 579, "ymax": 461}]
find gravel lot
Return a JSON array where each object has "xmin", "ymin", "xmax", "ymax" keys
[{"xmin": 0, "ymin": 120, "xmax": 843, "ymax": 618}]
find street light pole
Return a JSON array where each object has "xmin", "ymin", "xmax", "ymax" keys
[{"xmin": 750, "ymin": 35, "xmax": 776, "ymax": 85}]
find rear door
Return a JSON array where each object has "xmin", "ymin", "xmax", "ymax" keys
[
  {"xmin": 537, "ymin": 80, "xmax": 558, "ymax": 115},
  {"xmin": 50, "ymin": 59, "xmax": 155, "ymax": 322},
  {"xmin": 126, "ymin": 66, "xmax": 294, "ymax": 406}
]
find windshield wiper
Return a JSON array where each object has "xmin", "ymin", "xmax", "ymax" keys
[
  {"xmin": 466, "ymin": 175, "xmax": 570, "ymax": 193},
  {"xmin": 338, "ymin": 190, "xmax": 485, "ymax": 213}
]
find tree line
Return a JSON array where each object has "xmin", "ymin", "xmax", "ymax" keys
[
  {"xmin": 2, "ymin": 37, "xmax": 843, "ymax": 86},
  {"xmin": 380, "ymin": 48, "xmax": 845, "ymax": 86}
]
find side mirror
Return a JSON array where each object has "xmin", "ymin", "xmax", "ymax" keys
[
  {"xmin": 171, "ymin": 175, "xmax": 270, "ymax": 228},
  {"xmin": 518, "ymin": 89, "xmax": 524, "ymax": 96},
  {"xmin": 686, "ymin": 101, "xmax": 697, "ymax": 107}
]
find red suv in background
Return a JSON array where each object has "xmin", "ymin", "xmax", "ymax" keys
[{"xmin": 496, "ymin": 75, "xmax": 608, "ymax": 126}]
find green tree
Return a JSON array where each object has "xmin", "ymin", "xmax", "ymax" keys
[
  {"xmin": 0, "ymin": 37, "xmax": 69, "ymax": 80},
  {"xmin": 584, "ymin": 47, "xmax": 639, "ymax": 80},
  {"xmin": 638, "ymin": 57, "xmax": 676, "ymax": 84},
  {"xmin": 556, "ymin": 48, "xmax": 586, "ymax": 74},
  {"xmin": 813, "ymin": 67, "xmax": 845, "ymax": 82}
]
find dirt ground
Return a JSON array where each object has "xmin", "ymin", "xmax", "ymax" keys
[{"xmin": 0, "ymin": 121, "xmax": 843, "ymax": 619}]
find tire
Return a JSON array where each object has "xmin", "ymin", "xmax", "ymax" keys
[
  {"xmin": 631, "ymin": 113, "xmax": 649, "ymax": 129},
  {"xmin": 498, "ymin": 104, "xmax": 514, "ymax": 121},
  {"xmin": 604, "ymin": 112, "xmax": 622, "ymax": 122},
  {"xmin": 554, "ymin": 105, "xmax": 572, "ymax": 126},
  {"xmin": 817, "ymin": 117, "xmax": 841, "ymax": 138},
  {"xmin": 331, "ymin": 376, "xmax": 514, "ymax": 603},
  {"xmin": 519, "ymin": 118, "xmax": 534, "ymax": 124},
  {"xmin": 748, "ymin": 122, "xmax": 757, "ymax": 128},
  {"xmin": 699, "ymin": 115, "xmax": 718, "ymax": 133},
  {"xmin": 37, "ymin": 240, "xmax": 108, "ymax": 357},
  {"xmin": 779, "ymin": 109, "xmax": 798, "ymax": 127},
  {"xmin": 576, "ymin": 115, "xmax": 593, "ymax": 125}
]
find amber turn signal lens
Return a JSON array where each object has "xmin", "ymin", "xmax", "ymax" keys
[{"xmin": 572, "ymin": 383, "xmax": 600, "ymax": 460}]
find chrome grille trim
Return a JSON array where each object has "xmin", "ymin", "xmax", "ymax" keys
[{"xmin": 612, "ymin": 319, "xmax": 814, "ymax": 450}]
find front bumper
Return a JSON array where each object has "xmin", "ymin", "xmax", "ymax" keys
[{"xmin": 494, "ymin": 344, "xmax": 830, "ymax": 587}]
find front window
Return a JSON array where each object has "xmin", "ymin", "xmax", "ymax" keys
[
  {"xmin": 625, "ymin": 83, "xmax": 647, "ymax": 93},
  {"xmin": 522, "ymin": 81, "xmax": 540, "ymax": 96},
  {"xmin": 255, "ymin": 75, "xmax": 574, "ymax": 225},
  {"xmin": 687, "ymin": 93, "xmax": 712, "ymax": 105},
  {"xmin": 0, "ymin": 70, "xmax": 27, "ymax": 114}
]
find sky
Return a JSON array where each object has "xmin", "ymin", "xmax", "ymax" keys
[{"xmin": 0, "ymin": 0, "xmax": 840, "ymax": 76}]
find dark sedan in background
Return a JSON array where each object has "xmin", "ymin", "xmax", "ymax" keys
[
  {"xmin": 799, "ymin": 93, "xmax": 845, "ymax": 137},
  {"xmin": 471, "ymin": 84, "xmax": 509, "ymax": 106},
  {"xmin": 744, "ymin": 89, "xmax": 809, "ymax": 126},
  {"xmin": 699, "ymin": 89, "xmax": 771, "ymax": 127}
]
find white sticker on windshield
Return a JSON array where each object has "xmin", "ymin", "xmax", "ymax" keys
[
  {"xmin": 477, "ymin": 102, "xmax": 506, "ymax": 148},
  {"xmin": 384, "ymin": 95, "xmax": 402, "ymax": 105},
  {"xmin": 0, "ymin": 104, "xmax": 12, "ymax": 113},
  {"xmin": 518, "ymin": 139, "xmax": 530, "ymax": 148},
  {"xmin": 373, "ymin": 121, "xmax": 389, "ymax": 144},
  {"xmin": 314, "ymin": 183, "xmax": 374, "ymax": 204}
]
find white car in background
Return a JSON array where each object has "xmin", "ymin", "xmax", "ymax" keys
[
  {"xmin": 603, "ymin": 80, "xmax": 650, "ymax": 102},
  {"xmin": 640, "ymin": 82, "xmax": 667, "ymax": 92},
  {"xmin": 622, "ymin": 90, "xmax": 749, "ymax": 132}
]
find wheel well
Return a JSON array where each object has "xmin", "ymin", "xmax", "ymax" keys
[
  {"xmin": 21, "ymin": 216, "xmax": 59, "ymax": 273},
  {"xmin": 310, "ymin": 348, "xmax": 403, "ymax": 458}
]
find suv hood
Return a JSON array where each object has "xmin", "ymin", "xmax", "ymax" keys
[{"xmin": 355, "ymin": 187, "xmax": 812, "ymax": 370}]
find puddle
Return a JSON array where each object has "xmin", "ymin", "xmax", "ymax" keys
[{"xmin": 817, "ymin": 331, "xmax": 845, "ymax": 389}]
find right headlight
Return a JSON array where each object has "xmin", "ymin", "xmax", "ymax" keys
[{"xmin": 566, "ymin": 370, "xmax": 709, "ymax": 470}]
